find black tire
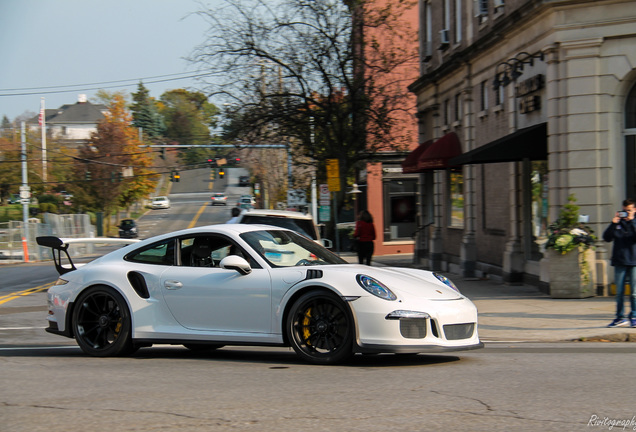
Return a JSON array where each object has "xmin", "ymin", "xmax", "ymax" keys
[
  {"xmin": 72, "ymin": 285, "xmax": 134, "ymax": 357},
  {"xmin": 287, "ymin": 291, "xmax": 354, "ymax": 365},
  {"xmin": 183, "ymin": 343, "xmax": 225, "ymax": 351}
]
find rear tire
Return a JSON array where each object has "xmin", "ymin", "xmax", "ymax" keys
[
  {"xmin": 287, "ymin": 291, "xmax": 354, "ymax": 365},
  {"xmin": 72, "ymin": 286, "xmax": 134, "ymax": 357}
]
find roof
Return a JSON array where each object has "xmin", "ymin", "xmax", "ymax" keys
[
  {"xmin": 240, "ymin": 209, "xmax": 314, "ymax": 220},
  {"xmin": 30, "ymin": 101, "xmax": 108, "ymax": 125}
]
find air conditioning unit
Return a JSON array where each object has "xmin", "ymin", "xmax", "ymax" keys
[{"xmin": 440, "ymin": 29, "xmax": 450, "ymax": 45}]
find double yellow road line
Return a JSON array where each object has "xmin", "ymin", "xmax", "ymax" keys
[
  {"xmin": 187, "ymin": 170, "xmax": 216, "ymax": 229},
  {"xmin": 0, "ymin": 283, "xmax": 53, "ymax": 306}
]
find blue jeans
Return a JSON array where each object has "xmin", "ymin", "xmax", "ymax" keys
[{"xmin": 614, "ymin": 266, "xmax": 636, "ymax": 319}]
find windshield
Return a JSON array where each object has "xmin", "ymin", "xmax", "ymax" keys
[{"xmin": 241, "ymin": 230, "xmax": 345, "ymax": 267}]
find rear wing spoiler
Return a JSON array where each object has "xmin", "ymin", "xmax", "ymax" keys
[{"xmin": 36, "ymin": 236, "xmax": 140, "ymax": 275}]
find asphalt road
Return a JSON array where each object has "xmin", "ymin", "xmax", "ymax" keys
[{"xmin": 2, "ymin": 338, "xmax": 636, "ymax": 431}]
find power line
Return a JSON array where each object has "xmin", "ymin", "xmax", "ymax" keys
[{"xmin": 0, "ymin": 72, "xmax": 213, "ymax": 97}]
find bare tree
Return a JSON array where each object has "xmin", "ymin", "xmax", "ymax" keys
[{"xmin": 191, "ymin": 0, "xmax": 418, "ymax": 191}]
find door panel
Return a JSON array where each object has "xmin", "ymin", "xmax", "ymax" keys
[{"xmin": 161, "ymin": 267, "xmax": 272, "ymax": 333}]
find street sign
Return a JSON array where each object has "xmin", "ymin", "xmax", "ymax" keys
[
  {"xmin": 326, "ymin": 159, "xmax": 339, "ymax": 178},
  {"xmin": 287, "ymin": 189, "xmax": 307, "ymax": 206},
  {"xmin": 326, "ymin": 159, "xmax": 340, "ymax": 192},
  {"xmin": 319, "ymin": 183, "xmax": 330, "ymax": 205},
  {"xmin": 319, "ymin": 205, "xmax": 331, "ymax": 222}
]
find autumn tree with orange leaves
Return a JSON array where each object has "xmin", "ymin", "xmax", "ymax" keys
[{"xmin": 71, "ymin": 93, "xmax": 156, "ymax": 224}]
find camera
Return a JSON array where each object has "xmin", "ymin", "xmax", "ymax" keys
[{"xmin": 618, "ymin": 211, "xmax": 629, "ymax": 218}]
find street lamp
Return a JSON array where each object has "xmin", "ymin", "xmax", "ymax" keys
[{"xmin": 347, "ymin": 183, "xmax": 362, "ymax": 217}]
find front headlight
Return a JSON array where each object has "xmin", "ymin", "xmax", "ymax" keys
[
  {"xmin": 356, "ymin": 274, "xmax": 397, "ymax": 301},
  {"xmin": 433, "ymin": 273, "xmax": 460, "ymax": 293},
  {"xmin": 54, "ymin": 278, "xmax": 69, "ymax": 286}
]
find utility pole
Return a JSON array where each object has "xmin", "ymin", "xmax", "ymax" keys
[
  {"xmin": 40, "ymin": 97, "xmax": 47, "ymax": 183},
  {"xmin": 20, "ymin": 122, "xmax": 30, "ymax": 262}
]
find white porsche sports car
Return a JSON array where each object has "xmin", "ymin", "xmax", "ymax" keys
[{"xmin": 37, "ymin": 225, "xmax": 482, "ymax": 364}]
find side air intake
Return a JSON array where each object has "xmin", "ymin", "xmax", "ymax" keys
[{"xmin": 305, "ymin": 269, "xmax": 323, "ymax": 280}]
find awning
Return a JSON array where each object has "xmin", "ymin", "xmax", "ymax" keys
[
  {"xmin": 401, "ymin": 132, "xmax": 462, "ymax": 173},
  {"xmin": 401, "ymin": 140, "xmax": 432, "ymax": 173},
  {"xmin": 449, "ymin": 122, "xmax": 547, "ymax": 166}
]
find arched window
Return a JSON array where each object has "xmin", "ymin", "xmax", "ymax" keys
[{"xmin": 625, "ymin": 84, "xmax": 636, "ymax": 199}]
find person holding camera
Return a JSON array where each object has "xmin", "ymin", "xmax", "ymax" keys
[{"xmin": 603, "ymin": 199, "xmax": 636, "ymax": 327}]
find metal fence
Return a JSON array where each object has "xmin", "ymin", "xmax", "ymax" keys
[{"xmin": 0, "ymin": 213, "xmax": 94, "ymax": 262}]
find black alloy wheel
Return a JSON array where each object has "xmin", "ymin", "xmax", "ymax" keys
[
  {"xmin": 287, "ymin": 291, "xmax": 353, "ymax": 365},
  {"xmin": 72, "ymin": 286, "xmax": 135, "ymax": 357}
]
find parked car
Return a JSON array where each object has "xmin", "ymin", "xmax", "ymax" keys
[
  {"xmin": 150, "ymin": 196, "xmax": 170, "ymax": 209},
  {"xmin": 8, "ymin": 194, "xmax": 20, "ymax": 204},
  {"xmin": 236, "ymin": 197, "xmax": 254, "ymax": 210},
  {"xmin": 210, "ymin": 193, "xmax": 228, "ymax": 206},
  {"xmin": 36, "ymin": 225, "xmax": 482, "ymax": 364},
  {"xmin": 236, "ymin": 209, "xmax": 330, "ymax": 247},
  {"xmin": 238, "ymin": 194, "xmax": 256, "ymax": 205},
  {"xmin": 239, "ymin": 175, "xmax": 250, "ymax": 186},
  {"xmin": 118, "ymin": 219, "xmax": 139, "ymax": 239}
]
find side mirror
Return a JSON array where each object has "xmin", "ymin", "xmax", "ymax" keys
[{"xmin": 220, "ymin": 255, "xmax": 252, "ymax": 275}]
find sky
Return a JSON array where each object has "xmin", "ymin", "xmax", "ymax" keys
[{"xmin": 0, "ymin": 0, "xmax": 222, "ymax": 122}]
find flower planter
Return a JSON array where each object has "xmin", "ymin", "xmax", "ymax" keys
[{"xmin": 547, "ymin": 248, "xmax": 596, "ymax": 298}]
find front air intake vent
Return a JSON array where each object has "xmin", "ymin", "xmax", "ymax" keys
[
  {"xmin": 400, "ymin": 319, "xmax": 427, "ymax": 339},
  {"xmin": 443, "ymin": 323, "xmax": 475, "ymax": 340},
  {"xmin": 305, "ymin": 269, "xmax": 323, "ymax": 280}
]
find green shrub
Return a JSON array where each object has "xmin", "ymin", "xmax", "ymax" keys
[
  {"xmin": 39, "ymin": 202, "xmax": 58, "ymax": 214},
  {"xmin": 38, "ymin": 194, "xmax": 62, "ymax": 205}
]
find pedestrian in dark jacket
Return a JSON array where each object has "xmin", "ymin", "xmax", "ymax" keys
[
  {"xmin": 353, "ymin": 210, "xmax": 376, "ymax": 266},
  {"xmin": 603, "ymin": 198, "xmax": 636, "ymax": 328}
]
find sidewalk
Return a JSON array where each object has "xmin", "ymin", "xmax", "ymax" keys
[{"xmin": 344, "ymin": 252, "xmax": 636, "ymax": 343}]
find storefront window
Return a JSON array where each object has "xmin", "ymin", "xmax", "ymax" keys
[
  {"xmin": 383, "ymin": 179, "xmax": 417, "ymax": 241},
  {"xmin": 531, "ymin": 161, "xmax": 549, "ymax": 253},
  {"xmin": 449, "ymin": 170, "xmax": 464, "ymax": 227}
]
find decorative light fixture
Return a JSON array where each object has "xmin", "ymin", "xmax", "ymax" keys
[
  {"xmin": 492, "ymin": 50, "xmax": 545, "ymax": 90},
  {"xmin": 347, "ymin": 183, "xmax": 362, "ymax": 194}
]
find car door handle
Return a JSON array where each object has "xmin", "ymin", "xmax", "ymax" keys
[{"xmin": 164, "ymin": 280, "xmax": 183, "ymax": 290}]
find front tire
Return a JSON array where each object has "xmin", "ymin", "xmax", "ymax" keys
[
  {"xmin": 72, "ymin": 286, "xmax": 134, "ymax": 357},
  {"xmin": 287, "ymin": 291, "xmax": 354, "ymax": 365}
]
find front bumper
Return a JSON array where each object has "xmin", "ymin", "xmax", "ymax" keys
[{"xmin": 350, "ymin": 296, "xmax": 482, "ymax": 354}]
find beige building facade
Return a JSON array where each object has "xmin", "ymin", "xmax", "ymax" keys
[{"xmin": 408, "ymin": 0, "xmax": 636, "ymax": 291}]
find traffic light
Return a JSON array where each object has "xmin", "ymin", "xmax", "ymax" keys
[
  {"xmin": 170, "ymin": 171, "xmax": 175, "ymax": 182},
  {"xmin": 219, "ymin": 169, "xmax": 225, "ymax": 178},
  {"xmin": 85, "ymin": 171, "xmax": 91, "ymax": 181},
  {"xmin": 174, "ymin": 171, "xmax": 180, "ymax": 182}
]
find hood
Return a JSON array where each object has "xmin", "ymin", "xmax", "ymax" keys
[{"xmin": 326, "ymin": 264, "xmax": 463, "ymax": 300}]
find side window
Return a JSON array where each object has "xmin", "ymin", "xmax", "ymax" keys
[
  {"xmin": 126, "ymin": 238, "xmax": 175, "ymax": 265},
  {"xmin": 179, "ymin": 235, "xmax": 256, "ymax": 268}
]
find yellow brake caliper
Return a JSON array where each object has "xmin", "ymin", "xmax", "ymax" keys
[{"xmin": 303, "ymin": 308, "xmax": 312, "ymax": 346}]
